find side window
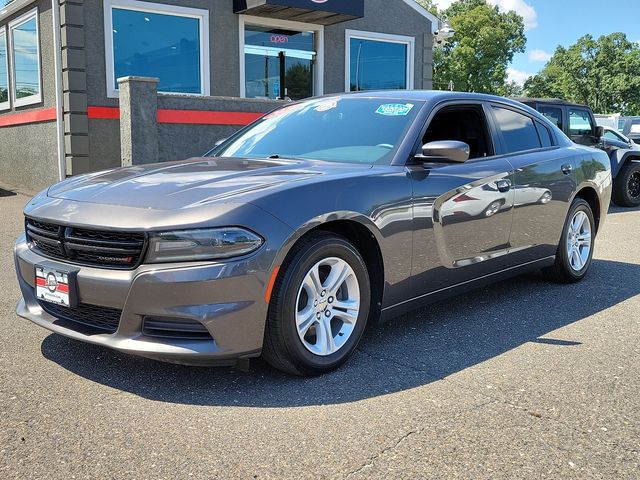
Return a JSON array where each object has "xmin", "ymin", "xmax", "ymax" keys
[
  {"xmin": 9, "ymin": 9, "xmax": 41, "ymax": 107},
  {"xmin": 569, "ymin": 108, "xmax": 595, "ymax": 136},
  {"xmin": 535, "ymin": 121, "xmax": 553, "ymax": 147},
  {"xmin": 492, "ymin": 106, "xmax": 542, "ymax": 154},
  {"xmin": 539, "ymin": 106, "xmax": 563, "ymax": 130},
  {"xmin": 603, "ymin": 130, "xmax": 618, "ymax": 141},
  {"xmin": 423, "ymin": 105, "xmax": 492, "ymax": 159},
  {"xmin": 0, "ymin": 26, "xmax": 9, "ymax": 110}
]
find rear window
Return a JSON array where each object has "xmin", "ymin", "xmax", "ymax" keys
[{"xmin": 538, "ymin": 106, "xmax": 563, "ymax": 130}]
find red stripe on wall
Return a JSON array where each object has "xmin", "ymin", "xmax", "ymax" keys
[
  {"xmin": 87, "ymin": 106, "xmax": 263, "ymax": 126},
  {"xmin": 0, "ymin": 108, "xmax": 57, "ymax": 127},
  {"xmin": 87, "ymin": 106, "xmax": 120, "ymax": 119},
  {"xmin": 157, "ymin": 109, "xmax": 263, "ymax": 126}
]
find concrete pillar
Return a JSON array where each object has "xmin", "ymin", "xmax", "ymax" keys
[{"xmin": 118, "ymin": 76, "xmax": 159, "ymax": 166}]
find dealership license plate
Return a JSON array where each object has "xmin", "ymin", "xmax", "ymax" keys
[{"xmin": 35, "ymin": 266, "xmax": 72, "ymax": 307}]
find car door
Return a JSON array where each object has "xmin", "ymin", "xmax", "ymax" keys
[
  {"xmin": 408, "ymin": 102, "xmax": 516, "ymax": 297},
  {"xmin": 489, "ymin": 104, "xmax": 576, "ymax": 263},
  {"xmin": 568, "ymin": 107, "xmax": 599, "ymax": 147}
]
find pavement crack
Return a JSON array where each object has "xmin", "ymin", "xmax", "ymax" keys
[
  {"xmin": 341, "ymin": 399, "xmax": 494, "ymax": 479},
  {"xmin": 343, "ymin": 428, "xmax": 420, "ymax": 478}
]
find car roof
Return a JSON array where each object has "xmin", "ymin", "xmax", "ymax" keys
[
  {"xmin": 342, "ymin": 89, "xmax": 538, "ymax": 110},
  {"xmin": 511, "ymin": 97, "xmax": 590, "ymax": 109}
]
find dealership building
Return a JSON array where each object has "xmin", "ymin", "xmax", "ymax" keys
[{"xmin": 0, "ymin": 0, "xmax": 439, "ymax": 191}]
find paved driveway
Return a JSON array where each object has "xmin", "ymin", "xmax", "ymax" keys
[{"xmin": 1, "ymin": 187, "xmax": 638, "ymax": 479}]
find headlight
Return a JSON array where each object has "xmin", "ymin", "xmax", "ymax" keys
[{"xmin": 146, "ymin": 228, "xmax": 263, "ymax": 263}]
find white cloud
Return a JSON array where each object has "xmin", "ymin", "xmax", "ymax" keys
[
  {"xmin": 528, "ymin": 49, "xmax": 552, "ymax": 62},
  {"xmin": 432, "ymin": 0, "xmax": 538, "ymax": 31},
  {"xmin": 507, "ymin": 67, "xmax": 533, "ymax": 86},
  {"xmin": 488, "ymin": 0, "xmax": 538, "ymax": 30},
  {"xmin": 431, "ymin": 0, "xmax": 456, "ymax": 9}
]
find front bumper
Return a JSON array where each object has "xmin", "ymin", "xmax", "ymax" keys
[{"xmin": 14, "ymin": 235, "xmax": 272, "ymax": 366}]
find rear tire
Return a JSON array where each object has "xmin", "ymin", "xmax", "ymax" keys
[
  {"xmin": 263, "ymin": 232, "xmax": 371, "ymax": 376},
  {"xmin": 543, "ymin": 198, "xmax": 595, "ymax": 283},
  {"xmin": 612, "ymin": 161, "xmax": 640, "ymax": 207}
]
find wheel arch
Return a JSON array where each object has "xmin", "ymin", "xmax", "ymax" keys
[
  {"xmin": 573, "ymin": 186, "xmax": 602, "ymax": 233},
  {"xmin": 613, "ymin": 152, "xmax": 640, "ymax": 178},
  {"xmin": 271, "ymin": 214, "xmax": 386, "ymax": 321}
]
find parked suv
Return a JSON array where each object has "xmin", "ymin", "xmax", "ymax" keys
[
  {"xmin": 515, "ymin": 98, "xmax": 640, "ymax": 207},
  {"xmin": 619, "ymin": 116, "xmax": 640, "ymax": 144}
]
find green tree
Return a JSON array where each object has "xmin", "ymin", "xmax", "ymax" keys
[
  {"xmin": 426, "ymin": 0, "xmax": 526, "ymax": 94},
  {"xmin": 415, "ymin": 0, "xmax": 439, "ymax": 16},
  {"xmin": 524, "ymin": 33, "xmax": 640, "ymax": 115}
]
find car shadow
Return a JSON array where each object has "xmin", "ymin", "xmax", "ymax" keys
[{"xmin": 41, "ymin": 259, "xmax": 640, "ymax": 408}]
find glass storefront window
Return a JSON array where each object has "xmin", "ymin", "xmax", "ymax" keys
[
  {"xmin": 244, "ymin": 25, "xmax": 315, "ymax": 100},
  {"xmin": 349, "ymin": 36, "xmax": 411, "ymax": 91},
  {"xmin": 0, "ymin": 27, "xmax": 9, "ymax": 109},
  {"xmin": 10, "ymin": 11, "xmax": 41, "ymax": 106},
  {"xmin": 105, "ymin": 1, "xmax": 209, "ymax": 97}
]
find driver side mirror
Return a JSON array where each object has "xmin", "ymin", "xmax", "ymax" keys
[
  {"xmin": 415, "ymin": 140, "xmax": 470, "ymax": 163},
  {"xmin": 595, "ymin": 126, "xmax": 604, "ymax": 140}
]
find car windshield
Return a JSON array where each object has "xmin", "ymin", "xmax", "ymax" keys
[{"xmin": 212, "ymin": 97, "xmax": 423, "ymax": 165}]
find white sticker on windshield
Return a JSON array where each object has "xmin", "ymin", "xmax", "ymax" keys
[
  {"xmin": 376, "ymin": 103, "xmax": 414, "ymax": 116},
  {"xmin": 315, "ymin": 100, "xmax": 338, "ymax": 112}
]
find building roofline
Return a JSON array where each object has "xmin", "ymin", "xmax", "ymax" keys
[
  {"xmin": 401, "ymin": 0, "xmax": 440, "ymax": 33},
  {"xmin": 0, "ymin": 0, "xmax": 38, "ymax": 22}
]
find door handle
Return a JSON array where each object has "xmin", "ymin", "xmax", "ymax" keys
[
  {"xmin": 561, "ymin": 164, "xmax": 573, "ymax": 175},
  {"xmin": 496, "ymin": 179, "xmax": 512, "ymax": 193}
]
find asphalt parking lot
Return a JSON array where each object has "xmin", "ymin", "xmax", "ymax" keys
[{"xmin": 1, "ymin": 187, "xmax": 639, "ymax": 480}]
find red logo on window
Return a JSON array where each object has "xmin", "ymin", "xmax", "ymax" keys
[{"xmin": 270, "ymin": 35, "xmax": 289, "ymax": 44}]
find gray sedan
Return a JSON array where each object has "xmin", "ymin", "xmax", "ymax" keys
[{"xmin": 14, "ymin": 91, "xmax": 612, "ymax": 376}]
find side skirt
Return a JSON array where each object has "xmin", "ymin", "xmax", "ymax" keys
[{"xmin": 379, "ymin": 256, "xmax": 556, "ymax": 323}]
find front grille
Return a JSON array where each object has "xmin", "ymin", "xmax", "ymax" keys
[
  {"xmin": 26, "ymin": 217, "xmax": 146, "ymax": 269},
  {"xmin": 40, "ymin": 301, "xmax": 122, "ymax": 334}
]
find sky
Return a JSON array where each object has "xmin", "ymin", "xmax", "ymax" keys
[{"xmin": 433, "ymin": 0, "xmax": 640, "ymax": 85}]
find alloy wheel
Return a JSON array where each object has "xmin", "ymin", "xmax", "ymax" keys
[
  {"xmin": 629, "ymin": 171, "xmax": 640, "ymax": 199},
  {"xmin": 566, "ymin": 210, "xmax": 592, "ymax": 272},
  {"xmin": 485, "ymin": 201, "xmax": 501, "ymax": 217},
  {"xmin": 295, "ymin": 257, "xmax": 360, "ymax": 356}
]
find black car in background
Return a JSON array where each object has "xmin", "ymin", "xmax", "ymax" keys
[{"xmin": 515, "ymin": 98, "xmax": 640, "ymax": 207}]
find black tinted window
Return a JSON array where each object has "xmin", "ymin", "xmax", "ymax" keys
[
  {"xmin": 493, "ymin": 107, "xmax": 542, "ymax": 153},
  {"xmin": 539, "ymin": 106, "xmax": 563, "ymax": 130},
  {"xmin": 535, "ymin": 121, "xmax": 553, "ymax": 147}
]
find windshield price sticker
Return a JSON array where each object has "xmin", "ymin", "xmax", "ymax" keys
[
  {"xmin": 315, "ymin": 100, "xmax": 338, "ymax": 112},
  {"xmin": 376, "ymin": 103, "xmax": 414, "ymax": 116}
]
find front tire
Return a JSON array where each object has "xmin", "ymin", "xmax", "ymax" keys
[
  {"xmin": 543, "ymin": 198, "xmax": 595, "ymax": 283},
  {"xmin": 612, "ymin": 161, "xmax": 640, "ymax": 207},
  {"xmin": 263, "ymin": 232, "xmax": 371, "ymax": 376}
]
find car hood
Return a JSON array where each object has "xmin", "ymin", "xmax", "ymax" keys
[{"xmin": 47, "ymin": 157, "xmax": 371, "ymax": 210}]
